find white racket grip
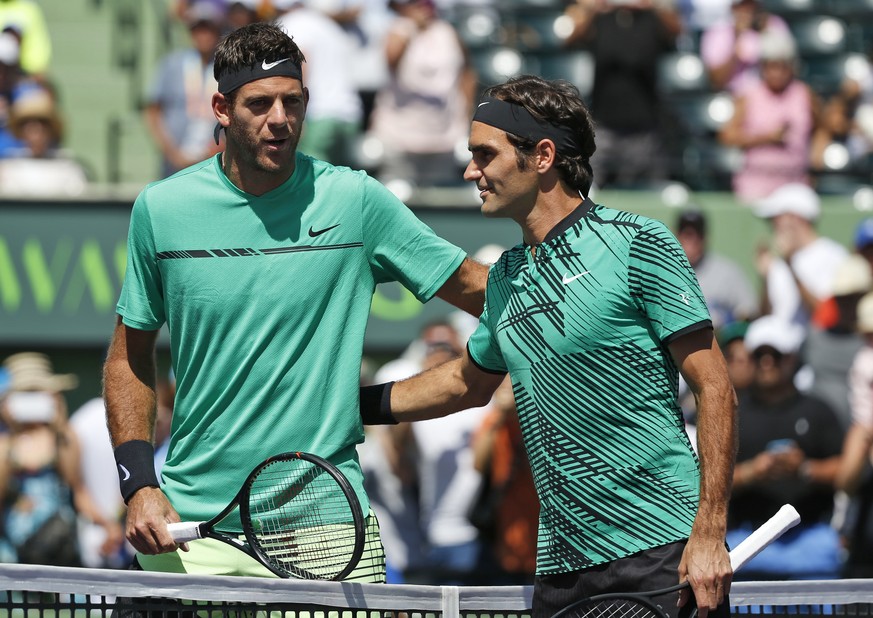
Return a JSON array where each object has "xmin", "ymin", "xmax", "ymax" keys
[
  {"xmin": 729, "ymin": 504, "xmax": 800, "ymax": 572},
  {"xmin": 167, "ymin": 521, "xmax": 204, "ymax": 543}
]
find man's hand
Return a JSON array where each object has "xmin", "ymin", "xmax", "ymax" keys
[
  {"xmin": 125, "ymin": 486, "xmax": 188, "ymax": 555},
  {"xmin": 678, "ymin": 534, "xmax": 732, "ymax": 618}
]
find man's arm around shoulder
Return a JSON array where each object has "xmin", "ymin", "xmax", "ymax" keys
[{"xmin": 104, "ymin": 316, "xmax": 185, "ymax": 555}]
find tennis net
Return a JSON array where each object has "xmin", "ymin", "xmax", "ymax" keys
[{"xmin": 1, "ymin": 564, "xmax": 873, "ymax": 617}]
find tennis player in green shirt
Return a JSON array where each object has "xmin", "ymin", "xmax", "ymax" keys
[
  {"xmin": 103, "ymin": 21, "xmax": 487, "ymax": 581},
  {"xmin": 362, "ymin": 75, "xmax": 738, "ymax": 617}
]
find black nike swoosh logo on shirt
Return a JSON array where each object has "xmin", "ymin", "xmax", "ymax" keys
[{"xmin": 308, "ymin": 224, "xmax": 340, "ymax": 237}]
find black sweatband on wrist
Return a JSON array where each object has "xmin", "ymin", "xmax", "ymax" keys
[
  {"xmin": 114, "ymin": 440, "xmax": 160, "ymax": 504},
  {"xmin": 360, "ymin": 382, "xmax": 397, "ymax": 425}
]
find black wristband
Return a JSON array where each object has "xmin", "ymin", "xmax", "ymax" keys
[
  {"xmin": 114, "ymin": 440, "xmax": 160, "ymax": 504},
  {"xmin": 359, "ymin": 382, "xmax": 398, "ymax": 425}
]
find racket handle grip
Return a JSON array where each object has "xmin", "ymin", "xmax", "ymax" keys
[
  {"xmin": 729, "ymin": 503, "xmax": 800, "ymax": 572},
  {"xmin": 167, "ymin": 521, "xmax": 204, "ymax": 543}
]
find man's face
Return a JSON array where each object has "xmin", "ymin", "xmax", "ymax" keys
[
  {"xmin": 223, "ymin": 76, "xmax": 307, "ymax": 176},
  {"xmin": 751, "ymin": 345, "xmax": 794, "ymax": 390},
  {"xmin": 464, "ymin": 121, "xmax": 539, "ymax": 221},
  {"xmin": 677, "ymin": 227, "xmax": 705, "ymax": 267}
]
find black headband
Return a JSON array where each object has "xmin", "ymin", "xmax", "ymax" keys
[
  {"xmin": 217, "ymin": 57, "xmax": 303, "ymax": 94},
  {"xmin": 472, "ymin": 97, "xmax": 583, "ymax": 156}
]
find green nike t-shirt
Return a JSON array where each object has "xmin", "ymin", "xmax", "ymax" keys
[
  {"xmin": 468, "ymin": 198, "xmax": 711, "ymax": 575},
  {"xmin": 117, "ymin": 153, "xmax": 465, "ymax": 529}
]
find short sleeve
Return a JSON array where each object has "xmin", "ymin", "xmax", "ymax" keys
[
  {"xmin": 361, "ymin": 177, "xmax": 465, "ymax": 303},
  {"xmin": 628, "ymin": 219, "xmax": 711, "ymax": 344},
  {"xmin": 116, "ymin": 190, "xmax": 166, "ymax": 330},
  {"xmin": 466, "ymin": 302, "xmax": 507, "ymax": 374}
]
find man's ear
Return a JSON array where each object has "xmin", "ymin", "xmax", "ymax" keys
[
  {"xmin": 213, "ymin": 92, "xmax": 230, "ymax": 129},
  {"xmin": 535, "ymin": 138, "xmax": 558, "ymax": 174}
]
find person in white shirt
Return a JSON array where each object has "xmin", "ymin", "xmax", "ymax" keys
[{"xmin": 754, "ymin": 183, "xmax": 849, "ymax": 327}]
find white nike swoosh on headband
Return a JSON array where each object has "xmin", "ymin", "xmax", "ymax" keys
[
  {"xmin": 477, "ymin": 101, "xmax": 490, "ymax": 107},
  {"xmin": 262, "ymin": 58, "xmax": 290, "ymax": 70}
]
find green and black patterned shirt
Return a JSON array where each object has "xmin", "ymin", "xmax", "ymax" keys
[{"xmin": 468, "ymin": 198, "xmax": 712, "ymax": 575}]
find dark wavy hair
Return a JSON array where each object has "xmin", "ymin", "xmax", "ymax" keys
[
  {"xmin": 213, "ymin": 22, "xmax": 306, "ymax": 102},
  {"xmin": 483, "ymin": 75, "xmax": 596, "ymax": 195}
]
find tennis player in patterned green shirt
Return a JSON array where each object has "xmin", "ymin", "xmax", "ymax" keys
[{"xmin": 362, "ymin": 75, "xmax": 738, "ymax": 618}]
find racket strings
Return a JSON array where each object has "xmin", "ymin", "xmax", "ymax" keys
[
  {"xmin": 561, "ymin": 599, "xmax": 667, "ymax": 618},
  {"xmin": 246, "ymin": 459, "xmax": 359, "ymax": 579}
]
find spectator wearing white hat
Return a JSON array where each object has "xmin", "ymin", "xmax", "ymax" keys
[
  {"xmin": 804, "ymin": 254, "xmax": 872, "ymax": 429},
  {"xmin": 836, "ymin": 292, "xmax": 873, "ymax": 576},
  {"xmin": 754, "ymin": 182, "xmax": 848, "ymax": 327},
  {"xmin": 728, "ymin": 315, "xmax": 844, "ymax": 580}
]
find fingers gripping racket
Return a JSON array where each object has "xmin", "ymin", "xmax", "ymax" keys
[
  {"xmin": 167, "ymin": 452, "xmax": 365, "ymax": 581},
  {"xmin": 551, "ymin": 504, "xmax": 801, "ymax": 618}
]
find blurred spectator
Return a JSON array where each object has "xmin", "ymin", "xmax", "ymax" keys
[
  {"xmin": 0, "ymin": 0, "xmax": 51, "ymax": 79},
  {"xmin": 0, "ymin": 353, "xmax": 122, "ymax": 567},
  {"xmin": 0, "ymin": 30, "xmax": 38, "ymax": 157},
  {"xmin": 674, "ymin": 208, "xmax": 758, "ymax": 329},
  {"xmin": 718, "ymin": 320, "xmax": 754, "ymax": 392},
  {"xmin": 226, "ymin": 0, "xmax": 262, "ymax": 30},
  {"xmin": 367, "ymin": 0, "xmax": 476, "ymax": 188},
  {"xmin": 718, "ymin": 30, "xmax": 819, "ymax": 203},
  {"xmin": 678, "ymin": 0, "xmax": 731, "ymax": 33},
  {"xmin": 699, "ymin": 0, "xmax": 790, "ymax": 94},
  {"xmin": 856, "ymin": 217, "xmax": 873, "ymax": 271},
  {"xmin": 836, "ymin": 291, "xmax": 873, "ymax": 576},
  {"xmin": 0, "ymin": 87, "xmax": 89, "ymax": 196},
  {"xmin": 404, "ymin": 322, "xmax": 489, "ymax": 584},
  {"xmin": 754, "ymin": 183, "xmax": 848, "ymax": 327},
  {"xmin": 305, "ymin": 0, "xmax": 394, "ymax": 127},
  {"xmin": 69, "ymin": 397, "xmax": 129, "ymax": 569},
  {"xmin": 564, "ymin": 0, "xmax": 681, "ymax": 189},
  {"xmin": 811, "ymin": 57, "xmax": 873, "ymax": 174},
  {"xmin": 275, "ymin": 0, "xmax": 363, "ymax": 167},
  {"xmin": 728, "ymin": 316, "xmax": 843, "ymax": 580},
  {"xmin": 470, "ymin": 376, "xmax": 537, "ymax": 585},
  {"xmin": 804, "ymin": 254, "xmax": 871, "ymax": 429},
  {"xmin": 144, "ymin": 1, "xmax": 224, "ymax": 179}
]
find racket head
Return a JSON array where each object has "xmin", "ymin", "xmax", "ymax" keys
[
  {"xmin": 553, "ymin": 596, "xmax": 671, "ymax": 618},
  {"xmin": 551, "ymin": 582, "xmax": 687, "ymax": 618},
  {"xmin": 239, "ymin": 451, "xmax": 365, "ymax": 580}
]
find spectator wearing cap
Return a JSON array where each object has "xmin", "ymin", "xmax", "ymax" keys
[
  {"xmin": 674, "ymin": 207, "xmax": 758, "ymax": 330},
  {"xmin": 718, "ymin": 321, "xmax": 754, "ymax": 393},
  {"xmin": 718, "ymin": 29, "xmax": 820, "ymax": 203},
  {"xmin": 728, "ymin": 315, "xmax": 844, "ymax": 580},
  {"xmin": 804, "ymin": 254, "xmax": 872, "ymax": 429},
  {"xmin": 0, "ymin": 87, "xmax": 90, "ymax": 196},
  {"xmin": 0, "ymin": 353, "xmax": 123, "ymax": 567},
  {"xmin": 700, "ymin": 0, "xmax": 791, "ymax": 93},
  {"xmin": 754, "ymin": 183, "xmax": 848, "ymax": 327},
  {"xmin": 855, "ymin": 217, "xmax": 873, "ymax": 271},
  {"xmin": 144, "ymin": 1, "xmax": 225, "ymax": 178},
  {"xmin": 836, "ymin": 291, "xmax": 873, "ymax": 576}
]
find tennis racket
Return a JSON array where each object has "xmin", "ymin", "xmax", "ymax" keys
[
  {"xmin": 551, "ymin": 503, "xmax": 801, "ymax": 618},
  {"xmin": 167, "ymin": 451, "xmax": 365, "ymax": 581}
]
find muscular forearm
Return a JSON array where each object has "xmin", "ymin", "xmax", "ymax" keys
[
  {"xmin": 693, "ymin": 380, "xmax": 738, "ymax": 537},
  {"xmin": 388, "ymin": 354, "xmax": 503, "ymax": 422},
  {"xmin": 103, "ymin": 320, "xmax": 159, "ymax": 447}
]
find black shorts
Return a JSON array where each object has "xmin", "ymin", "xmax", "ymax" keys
[{"xmin": 532, "ymin": 541, "xmax": 731, "ymax": 618}]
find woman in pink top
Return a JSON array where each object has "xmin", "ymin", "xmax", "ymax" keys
[{"xmin": 719, "ymin": 29, "xmax": 820, "ymax": 203}]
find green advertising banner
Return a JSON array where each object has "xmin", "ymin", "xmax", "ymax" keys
[{"xmin": 0, "ymin": 191, "xmax": 865, "ymax": 352}]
